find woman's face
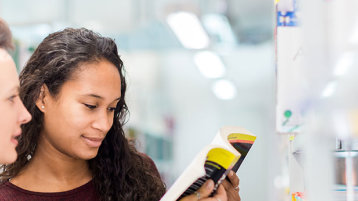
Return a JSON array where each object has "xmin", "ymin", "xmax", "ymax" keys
[
  {"xmin": 0, "ymin": 49, "xmax": 31, "ymax": 164},
  {"xmin": 38, "ymin": 59, "xmax": 122, "ymax": 160}
]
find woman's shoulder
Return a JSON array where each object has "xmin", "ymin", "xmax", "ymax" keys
[
  {"xmin": 0, "ymin": 180, "xmax": 100, "ymax": 201},
  {"xmin": 0, "ymin": 181, "xmax": 17, "ymax": 200},
  {"xmin": 138, "ymin": 152, "xmax": 161, "ymax": 177},
  {"xmin": 139, "ymin": 152, "xmax": 156, "ymax": 166}
]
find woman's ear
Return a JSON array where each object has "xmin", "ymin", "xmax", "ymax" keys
[{"xmin": 35, "ymin": 84, "xmax": 50, "ymax": 112}]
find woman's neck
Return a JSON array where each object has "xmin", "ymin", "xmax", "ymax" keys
[{"xmin": 10, "ymin": 135, "xmax": 93, "ymax": 192}]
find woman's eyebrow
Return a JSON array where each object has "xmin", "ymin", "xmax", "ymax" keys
[
  {"xmin": 83, "ymin": 94, "xmax": 103, "ymax": 99},
  {"xmin": 82, "ymin": 94, "xmax": 121, "ymax": 102},
  {"xmin": 6, "ymin": 85, "xmax": 19, "ymax": 94}
]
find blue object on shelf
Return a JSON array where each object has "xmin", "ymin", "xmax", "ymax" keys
[{"xmin": 277, "ymin": 11, "xmax": 299, "ymax": 26}]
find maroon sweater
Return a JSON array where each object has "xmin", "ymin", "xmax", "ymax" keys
[
  {"xmin": 0, "ymin": 180, "xmax": 99, "ymax": 201},
  {"xmin": 0, "ymin": 155, "xmax": 161, "ymax": 201}
]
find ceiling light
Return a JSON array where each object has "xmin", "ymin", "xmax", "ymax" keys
[
  {"xmin": 167, "ymin": 11, "xmax": 210, "ymax": 49},
  {"xmin": 321, "ymin": 81, "xmax": 337, "ymax": 98},
  {"xmin": 194, "ymin": 51, "xmax": 225, "ymax": 78},
  {"xmin": 202, "ymin": 14, "xmax": 237, "ymax": 45},
  {"xmin": 212, "ymin": 79, "xmax": 237, "ymax": 100},
  {"xmin": 334, "ymin": 52, "xmax": 355, "ymax": 77}
]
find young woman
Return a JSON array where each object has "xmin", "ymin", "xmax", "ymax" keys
[
  {"xmin": 0, "ymin": 28, "xmax": 231, "ymax": 201},
  {"xmin": 0, "ymin": 19, "xmax": 32, "ymax": 165}
]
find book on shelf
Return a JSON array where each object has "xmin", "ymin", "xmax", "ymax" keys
[{"xmin": 160, "ymin": 126, "xmax": 256, "ymax": 201}]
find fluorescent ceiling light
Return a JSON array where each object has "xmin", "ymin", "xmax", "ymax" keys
[
  {"xmin": 167, "ymin": 11, "xmax": 210, "ymax": 49},
  {"xmin": 212, "ymin": 79, "xmax": 237, "ymax": 100},
  {"xmin": 321, "ymin": 81, "xmax": 337, "ymax": 98},
  {"xmin": 202, "ymin": 14, "xmax": 237, "ymax": 44},
  {"xmin": 334, "ymin": 52, "xmax": 355, "ymax": 76},
  {"xmin": 194, "ymin": 51, "xmax": 225, "ymax": 78}
]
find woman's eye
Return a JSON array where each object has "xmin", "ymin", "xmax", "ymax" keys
[
  {"xmin": 84, "ymin": 104, "xmax": 97, "ymax": 110},
  {"xmin": 8, "ymin": 95, "xmax": 17, "ymax": 103},
  {"xmin": 108, "ymin": 107, "xmax": 116, "ymax": 112}
]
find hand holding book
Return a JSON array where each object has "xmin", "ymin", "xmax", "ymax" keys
[
  {"xmin": 161, "ymin": 126, "xmax": 256, "ymax": 201},
  {"xmin": 179, "ymin": 180, "xmax": 227, "ymax": 201}
]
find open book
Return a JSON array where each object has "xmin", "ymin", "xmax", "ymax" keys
[{"xmin": 160, "ymin": 126, "xmax": 256, "ymax": 201}]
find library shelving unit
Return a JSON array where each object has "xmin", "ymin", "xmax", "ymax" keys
[{"xmin": 276, "ymin": 0, "xmax": 358, "ymax": 200}]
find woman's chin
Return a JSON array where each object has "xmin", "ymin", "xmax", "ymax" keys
[
  {"xmin": 0, "ymin": 151, "xmax": 17, "ymax": 164},
  {"xmin": 77, "ymin": 149, "xmax": 100, "ymax": 160}
]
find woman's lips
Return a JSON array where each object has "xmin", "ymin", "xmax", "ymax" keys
[
  {"xmin": 10, "ymin": 137, "xmax": 18, "ymax": 146},
  {"xmin": 81, "ymin": 136, "xmax": 104, "ymax": 147},
  {"xmin": 11, "ymin": 131, "xmax": 21, "ymax": 146}
]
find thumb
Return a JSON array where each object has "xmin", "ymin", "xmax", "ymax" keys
[{"xmin": 196, "ymin": 179, "xmax": 215, "ymax": 198}]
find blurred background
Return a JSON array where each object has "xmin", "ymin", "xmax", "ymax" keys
[{"xmin": 1, "ymin": 0, "xmax": 278, "ymax": 200}]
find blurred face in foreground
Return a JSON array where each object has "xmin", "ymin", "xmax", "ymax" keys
[{"xmin": 0, "ymin": 49, "xmax": 31, "ymax": 164}]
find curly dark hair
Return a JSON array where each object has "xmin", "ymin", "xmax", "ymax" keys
[{"xmin": 0, "ymin": 28, "xmax": 166, "ymax": 201}]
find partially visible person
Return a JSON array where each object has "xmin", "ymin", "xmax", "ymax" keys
[{"xmin": 0, "ymin": 18, "xmax": 32, "ymax": 165}]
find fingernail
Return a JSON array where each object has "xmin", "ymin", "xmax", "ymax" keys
[
  {"xmin": 205, "ymin": 180, "xmax": 214, "ymax": 190},
  {"xmin": 229, "ymin": 171, "xmax": 234, "ymax": 176}
]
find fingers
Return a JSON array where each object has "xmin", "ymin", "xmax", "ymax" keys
[
  {"xmin": 188, "ymin": 184, "xmax": 228, "ymax": 201},
  {"xmin": 221, "ymin": 180, "xmax": 241, "ymax": 201},
  {"xmin": 221, "ymin": 180, "xmax": 232, "ymax": 191},
  {"xmin": 179, "ymin": 180, "xmax": 214, "ymax": 201},
  {"xmin": 211, "ymin": 184, "xmax": 228, "ymax": 201},
  {"xmin": 221, "ymin": 171, "xmax": 241, "ymax": 201},
  {"xmin": 226, "ymin": 171, "xmax": 239, "ymax": 189},
  {"xmin": 197, "ymin": 180, "xmax": 215, "ymax": 198}
]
